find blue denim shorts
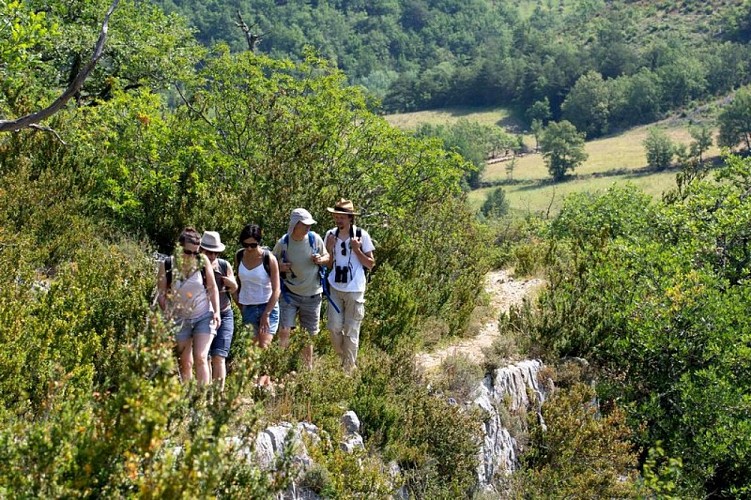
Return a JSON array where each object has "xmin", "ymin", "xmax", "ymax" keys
[
  {"xmin": 176, "ymin": 310, "xmax": 216, "ymax": 341},
  {"xmin": 241, "ymin": 303, "xmax": 279, "ymax": 337},
  {"xmin": 280, "ymin": 291, "xmax": 322, "ymax": 335},
  {"xmin": 209, "ymin": 308, "xmax": 235, "ymax": 358}
]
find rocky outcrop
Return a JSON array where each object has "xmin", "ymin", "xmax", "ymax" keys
[
  {"xmin": 243, "ymin": 411, "xmax": 371, "ymax": 499},
  {"xmin": 471, "ymin": 359, "xmax": 550, "ymax": 493}
]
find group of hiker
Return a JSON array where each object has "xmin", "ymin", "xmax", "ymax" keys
[{"xmin": 155, "ymin": 199, "xmax": 375, "ymax": 387}]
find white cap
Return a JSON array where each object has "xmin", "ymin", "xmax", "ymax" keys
[{"xmin": 288, "ymin": 208, "xmax": 317, "ymax": 235}]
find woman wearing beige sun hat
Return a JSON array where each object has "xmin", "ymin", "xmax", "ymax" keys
[
  {"xmin": 323, "ymin": 199, "xmax": 375, "ymax": 373},
  {"xmin": 199, "ymin": 231, "xmax": 238, "ymax": 390}
]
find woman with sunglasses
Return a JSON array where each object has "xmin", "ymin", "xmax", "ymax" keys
[
  {"xmin": 199, "ymin": 231, "xmax": 237, "ymax": 391},
  {"xmin": 235, "ymin": 224, "xmax": 280, "ymax": 350},
  {"xmin": 156, "ymin": 227, "xmax": 222, "ymax": 385}
]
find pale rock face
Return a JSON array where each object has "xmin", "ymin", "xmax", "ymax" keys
[
  {"xmin": 253, "ymin": 422, "xmax": 318, "ymax": 471},
  {"xmin": 471, "ymin": 359, "xmax": 550, "ymax": 492}
]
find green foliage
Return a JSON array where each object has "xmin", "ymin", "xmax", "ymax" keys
[
  {"xmin": 1, "ymin": 0, "xmax": 202, "ymax": 120},
  {"xmin": 539, "ymin": 120, "xmax": 588, "ymax": 182},
  {"xmin": 0, "ymin": 5, "xmax": 490, "ymax": 495},
  {"xmin": 435, "ymin": 353, "xmax": 484, "ymax": 402},
  {"xmin": 644, "ymin": 126, "xmax": 675, "ymax": 170},
  {"xmin": 480, "ymin": 187, "xmax": 510, "ymax": 219},
  {"xmin": 718, "ymin": 85, "xmax": 751, "ymax": 152},
  {"xmin": 561, "ymin": 71, "xmax": 610, "ymax": 138},
  {"xmin": 353, "ymin": 349, "xmax": 481, "ymax": 497},
  {"xmin": 639, "ymin": 443, "xmax": 686, "ymax": 499},
  {"xmin": 0, "ymin": 222, "xmax": 278, "ymax": 495},
  {"xmin": 152, "ymin": 0, "xmax": 751, "ymax": 131},
  {"xmin": 510, "ymin": 156, "xmax": 751, "ymax": 495},
  {"xmin": 516, "ymin": 383, "xmax": 639, "ymax": 498},
  {"xmin": 688, "ymin": 124, "xmax": 713, "ymax": 164},
  {"xmin": 415, "ymin": 119, "xmax": 515, "ymax": 189}
]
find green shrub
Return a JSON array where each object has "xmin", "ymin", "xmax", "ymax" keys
[
  {"xmin": 516, "ymin": 384, "xmax": 639, "ymax": 498},
  {"xmin": 436, "ymin": 353, "xmax": 484, "ymax": 402}
]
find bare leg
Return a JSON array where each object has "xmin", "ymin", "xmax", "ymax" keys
[
  {"xmin": 177, "ymin": 339, "xmax": 194, "ymax": 382},
  {"xmin": 255, "ymin": 331, "xmax": 273, "ymax": 349},
  {"xmin": 211, "ymin": 355, "xmax": 226, "ymax": 390},
  {"xmin": 192, "ymin": 334, "xmax": 213, "ymax": 385},
  {"xmin": 302, "ymin": 343, "xmax": 314, "ymax": 370},
  {"xmin": 278, "ymin": 327, "xmax": 292, "ymax": 349}
]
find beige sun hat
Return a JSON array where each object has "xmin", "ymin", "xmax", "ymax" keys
[
  {"xmin": 199, "ymin": 231, "xmax": 226, "ymax": 252},
  {"xmin": 326, "ymin": 198, "xmax": 360, "ymax": 215}
]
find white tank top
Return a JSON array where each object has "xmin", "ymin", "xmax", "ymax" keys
[
  {"xmin": 238, "ymin": 260, "xmax": 272, "ymax": 305},
  {"xmin": 173, "ymin": 270, "xmax": 211, "ymax": 320}
]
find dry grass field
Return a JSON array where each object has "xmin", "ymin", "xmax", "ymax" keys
[
  {"xmin": 383, "ymin": 106, "xmax": 521, "ymax": 130},
  {"xmin": 385, "ymin": 107, "xmax": 722, "ymax": 215},
  {"xmin": 484, "ymin": 123, "xmax": 722, "ymax": 182},
  {"xmin": 468, "ymin": 171, "xmax": 681, "ymax": 214}
]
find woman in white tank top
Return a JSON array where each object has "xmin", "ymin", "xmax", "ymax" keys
[
  {"xmin": 235, "ymin": 224, "xmax": 280, "ymax": 352},
  {"xmin": 156, "ymin": 227, "xmax": 221, "ymax": 385}
]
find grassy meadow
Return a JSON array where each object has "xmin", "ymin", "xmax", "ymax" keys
[
  {"xmin": 384, "ymin": 106, "xmax": 522, "ymax": 130},
  {"xmin": 385, "ymin": 107, "xmax": 722, "ymax": 214}
]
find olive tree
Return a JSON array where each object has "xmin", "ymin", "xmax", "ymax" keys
[
  {"xmin": 539, "ymin": 120, "xmax": 588, "ymax": 182},
  {"xmin": 643, "ymin": 127, "xmax": 675, "ymax": 170},
  {"xmin": 718, "ymin": 86, "xmax": 751, "ymax": 153}
]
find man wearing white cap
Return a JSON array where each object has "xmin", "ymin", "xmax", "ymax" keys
[{"xmin": 272, "ymin": 208, "xmax": 329, "ymax": 368}]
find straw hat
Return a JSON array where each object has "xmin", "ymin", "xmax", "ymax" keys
[{"xmin": 326, "ymin": 198, "xmax": 360, "ymax": 215}]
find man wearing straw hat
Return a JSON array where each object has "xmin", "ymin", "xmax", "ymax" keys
[{"xmin": 323, "ymin": 198, "xmax": 375, "ymax": 372}]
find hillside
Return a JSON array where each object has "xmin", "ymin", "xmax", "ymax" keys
[
  {"xmin": 4, "ymin": 0, "xmax": 751, "ymax": 497},
  {"xmin": 153, "ymin": 0, "xmax": 751, "ymax": 125}
]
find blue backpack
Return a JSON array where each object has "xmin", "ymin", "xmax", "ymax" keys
[{"xmin": 280, "ymin": 232, "xmax": 339, "ymax": 313}]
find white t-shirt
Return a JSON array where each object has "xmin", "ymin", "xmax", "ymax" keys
[
  {"xmin": 326, "ymin": 226, "xmax": 374, "ymax": 293},
  {"xmin": 238, "ymin": 260, "xmax": 272, "ymax": 305}
]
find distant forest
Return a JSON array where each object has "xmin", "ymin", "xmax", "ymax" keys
[{"xmin": 153, "ymin": 0, "xmax": 751, "ymax": 135}]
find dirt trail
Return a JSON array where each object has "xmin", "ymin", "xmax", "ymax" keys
[{"xmin": 415, "ymin": 269, "xmax": 544, "ymax": 372}]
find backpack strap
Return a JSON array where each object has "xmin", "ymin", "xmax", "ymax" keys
[
  {"xmin": 307, "ymin": 231, "xmax": 316, "ymax": 250},
  {"xmin": 164, "ymin": 255, "xmax": 174, "ymax": 289},
  {"xmin": 262, "ymin": 248, "xmax": 271, "ymax": 276},
  {"xmin": 236, "ymin": 248, "xmax": 271, "ymax": 276},
  {"xmin": 217, "ymin": 258, "xmax": 227, "ymax": 276},
  {"xmin": 198, "ymin": 254, "xmax": 207, "ymax": 289}
]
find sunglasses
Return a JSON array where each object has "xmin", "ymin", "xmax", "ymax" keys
[
  {"xmin": 340, "ymin": 241, "xmax": 347, "ymax": 256},
  {"xmin": 183, "ymin": 248, "xmax": 200, "ymax": 256},
  {"xmin": 242, "ymin": 242, "xmax": 259, "ymax": 249}
]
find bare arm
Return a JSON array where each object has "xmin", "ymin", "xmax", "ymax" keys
[
  {"xmin": 156, "ymin": 261, "xmax": 168, "ymax": 310},
  {"xmin": 266, "ymin": 255, "xmax": 281, "ymax": 316},
  {"xmin": 223, "ymin": 262, "xmax": 238, "ymax": 293},
  {"xmin": 324, "ymin": 231, "xmax": 336, "ymax": 268},
  {"xmin": 351, "ymin": 238, "xmax": 375, "ymax": 270},
  {"xmin": 203, "ymin": 257, "xmax": 222, "ymax": 326},
  {"xmin": 312, "ymin": 234, "xmax": 330, "ymax": 266}
]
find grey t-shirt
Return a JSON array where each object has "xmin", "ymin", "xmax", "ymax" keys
[{"xmin": 272, "ymin": 232, "xmax": 326, "ymax": 296}]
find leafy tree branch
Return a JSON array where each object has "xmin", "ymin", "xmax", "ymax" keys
[{"xmin": 0, "ymin": 0, "xmax": 119, "ymax": 133}]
